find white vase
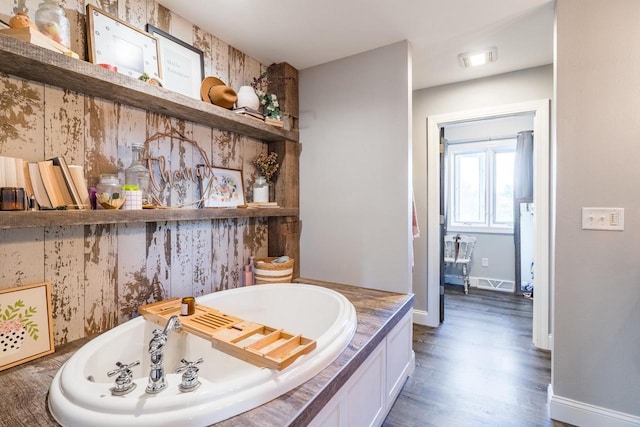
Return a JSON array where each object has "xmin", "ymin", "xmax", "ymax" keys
[{"xmin": 236, "ymin": 86, "xmax": 259, "ymax": 110}]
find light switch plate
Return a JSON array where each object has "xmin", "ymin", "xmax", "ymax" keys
[{"xmin": 581, "ymin": 207, "xmax": 624, "ymax": 231}]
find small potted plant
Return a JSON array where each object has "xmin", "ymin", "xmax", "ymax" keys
[{"xmin": 252, "ymin": 71, "xmax": 282, "ymax": 127}]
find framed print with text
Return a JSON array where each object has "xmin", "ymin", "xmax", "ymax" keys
[{"xmin": 147, "ymin": 24, "xmax": 204, "ymax": 99}]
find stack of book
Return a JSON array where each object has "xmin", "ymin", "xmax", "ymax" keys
[
  {"xmin": 246, "ymin": 202, "xmax": 280, "ymax": 209},
  {"xmin": 0, "ymin": 155, "xmax": 90, "ymax": 210},
  {"xmin": 232, "ymin": 106, "xmax": 265, "ymax": 122},
  {"xmin": 0, "ymin": 27, "xmax": 79, "ymax": 59}
]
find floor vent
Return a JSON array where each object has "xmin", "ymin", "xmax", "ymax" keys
[{"xmin": 470, "ymin": 277, "xmax": 515, "ymax": 293}]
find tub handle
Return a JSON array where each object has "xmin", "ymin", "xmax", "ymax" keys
[
  {"xmin": 176, "ymin": 358, "xmax": 204, "ymax": 392},
  {"xmin": 107, "ymin": 360, "xmax": 140, "ymax": 396}
]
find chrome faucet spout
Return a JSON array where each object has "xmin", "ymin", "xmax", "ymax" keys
[
  {"xmin": 163, "ymin": 314, "xmax": 181, "ymax": 336},
  {"xmin": 146, "ymin": 315, "xmax": 181, "ymax": 394}
]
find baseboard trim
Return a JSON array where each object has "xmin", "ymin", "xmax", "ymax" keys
[
  {"xmin": 412, "ymin": 309, "xmax": 436, "ymax": 327},
  {"xmin": 548, "ymin": 385, "xmax": 640, "ymax": 427}
]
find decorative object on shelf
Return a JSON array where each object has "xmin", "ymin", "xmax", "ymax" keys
[
  {"xmin": 97, "ymin": 63, "xmax": 117, "ymax": 72},
  {"xmin": 146, "ymin": 24, "xmax": 204, "ymax": 100},
  {"xmin": 138, "ymin": 72, "xmax": 163, "ymax": 86},
  {"xmin": 35, "ymin": 0, "xmax": 70, "ymax": 48},
  {"xmin": 86, "ymin": 5, "xmax": 161, "ymax": 80},
  {"xmin": 122, "ymin": 188, "xmax": 142, "ymax": 210},
  {"xmin": 253, "ymin": 152, "xmax": 279, "ymax": 202},
  {"xmin": 200, "ymin": 77, "xmax": 237, "ymax": 109},
  {"xmin": 232, "ymin": 106, "xmax": 264, "ymax": 122},
  {"xmin": 236, "ymin": 86, "xmax": 260, "ymax": 110},
  {"xmin": 124, "ymin": 143, "xmax": 151, "ymax": 204},
  {"xmin": 252, "ymin": 70, "xmax": 282, "ymax": 123},
  {"xmin": 0, "ymin": 282, "xmax": 54, "ymax": 372},
  {"xmin": 254, "ymin": 256, "xmax": 294, "ymax": 284},
  {"xmin": 0, "ymin": 187, "xmax": 26, "ymax": 211},
  {"xmin": 9, "ymin": 12, "xmax": 37, "ymax": 30},
  {"xmin": 95, "ymin": 174, "xmax": 125, "ymax": 209},
  {"xmin": 252, "ymin": 176, "xmax": 269, "ymax": 203},
  {"xmin": 199, "ymin": 167, "xmax": 245, "ymax": 208},
  {"xmin": 0, "ymin": 26, "xmax": 78, "ymax": 58},
  {"xmin": 253, "ymin": 152, "xmax": 279, "ymax": 181}
]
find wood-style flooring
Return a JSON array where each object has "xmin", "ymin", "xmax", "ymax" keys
[{"xmin": 383, "ymin": 286, "xmax": 570, "ymax": 427}]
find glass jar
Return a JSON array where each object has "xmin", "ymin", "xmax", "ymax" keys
[
  {"xmin": 252, "ymin": 176, "xmax": 269, "ymax": 203},
  {"xmin": 124, "ymin": 144, "xmax": 151, "ymax": 204},
  {"xmin": 35, "ymin": 0, "xmax": 71, "ymax": 48},
  {"xmin": 95, "ymin": 174, "xmax": 125, "ymax": 209}
]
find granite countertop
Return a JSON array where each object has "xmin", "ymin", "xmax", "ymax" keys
[{"xmin": 0, "ymin": 280, "xmax": 414, "ymax": 427}]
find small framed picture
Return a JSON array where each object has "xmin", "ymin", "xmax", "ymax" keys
[
  {"xmin": 0, "ymin": 282, "xmax": 54, "ymax": 371},
  {"xmin": 199, "ymin": 167, "xmax": 246, "ymax": 208},
  {"xmin": 86, "ymin": 5, "xmax": 161, "ymax": 80},
  {"xmin": 147, "ymin": 25, "xmax": 204, "ymax": 99}
]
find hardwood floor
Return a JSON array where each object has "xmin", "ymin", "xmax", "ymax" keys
[{"xmin": 383, "ymin": 286, "xmax": 570, "ymax": 427}]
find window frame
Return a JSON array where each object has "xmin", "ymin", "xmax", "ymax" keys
[{"xmin": 446, "ymin": 138, "xmax": 516, "ymax": 234}]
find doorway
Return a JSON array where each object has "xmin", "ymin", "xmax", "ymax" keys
[
  {"xmin": 441, "ymin": 114, "xmax": 534, "ymax": 301},
  {"xmin": 426, "ymin": 100, "xmax": 551, "ymax": 350}
]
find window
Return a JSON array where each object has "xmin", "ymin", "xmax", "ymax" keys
[{"xmin": 447, "ymin": 139, "xmax": 515, "ymax": 233}]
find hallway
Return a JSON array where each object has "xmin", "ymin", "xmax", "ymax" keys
[{"xmin": 384, "ymin": 287, "xmax": 568, "ymax": 426}]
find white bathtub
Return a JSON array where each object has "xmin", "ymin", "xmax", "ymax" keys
[{"xmin": 48, "ymin": 284, "xmax": 357, "ymax": 426}]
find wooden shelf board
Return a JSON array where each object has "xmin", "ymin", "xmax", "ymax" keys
[
  {"xmin": 0, "ymin": 35, "xmax": 298, "ymax": 143},
  {"xmin": 0, "ymin": 207, "xmax": 299, "ymax": 229}
]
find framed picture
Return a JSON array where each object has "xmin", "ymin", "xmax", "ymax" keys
[
  {"xmin": 199, "ymin": 167, "xmax": 246, "ymax": 208},
  {"xmin": 0, "ymin": 282, "xmax": 54, "ymax": 371},
  {"xmin": 86, "ymin": 5, "xmax": 162, "ymax": 80},
  {"xmin": 147, "ymin": 25, "xmax": 204, "ymax": 99}
]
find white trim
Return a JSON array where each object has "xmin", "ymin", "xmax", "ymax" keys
[
  {"xmin": 426, "ymin": 99, "xmax": 551, "ymax": 349},
  {"xmin": 548, "ymin": 385, "xmax": 640, "ymax": 427},
  {"xmin": 412, "ymin": 309, "xmax": 430, "ymax": 326}
]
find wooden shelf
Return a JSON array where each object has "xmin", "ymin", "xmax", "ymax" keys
[
  {"xmin": 0, "ymin": 35, "xmax": 299, "ymax": 143},
  {"xmin": 0, "ymin": 207, "xmax": 299, "ymax": 229}
]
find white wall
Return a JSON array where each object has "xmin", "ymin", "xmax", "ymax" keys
[
  {"xmin": 551, "ymin": 0, "xmax": 640, "ymax": 422},
  {"xmin": 299, "ymin": 41, "xmax": 413, "ymax": 294},
  {"xmin": 413, "ymin": 65, "xmax": 553, "ymax": 311}
]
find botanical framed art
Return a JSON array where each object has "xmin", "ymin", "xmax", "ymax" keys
[
  {"xmin": 0, "ymin": 282, "xmax": 54, "ymax": 371},
  {"xmin": 147, "ymin": 24, "xmax": 204, "ymax": 99},
  {"xmin": 86, "ymin": 5, "xmax": 161, "ymax": 80},
  {"xmin": 199, "ymin": 167, "xmax": 246, "ymax": 208}
]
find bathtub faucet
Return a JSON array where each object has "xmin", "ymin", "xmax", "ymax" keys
[{"xmin": 146, "ymin": 315, "xmax": 181, "ymax": 394}]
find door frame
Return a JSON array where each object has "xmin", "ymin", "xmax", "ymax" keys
[{"xmin": 425, "ymin": 99, "xmax": 551, "ymax": 350}]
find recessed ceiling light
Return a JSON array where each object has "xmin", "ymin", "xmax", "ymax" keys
[{"xmin": 458, "ymin": 47, "xmax": 498, "ymax": 68}]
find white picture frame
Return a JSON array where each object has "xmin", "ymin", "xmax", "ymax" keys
[
  {"xmin": 86, "ymin": 5, "xmax": 161, "ymax": 80},
  {"xmin": 199, "ymin": 167, "xmax": 246, "ymax": 208}
]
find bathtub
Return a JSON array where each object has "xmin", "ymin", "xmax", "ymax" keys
[{"xmin": 48, "ymin": 284, "xmax": 357, "ymax": 426}]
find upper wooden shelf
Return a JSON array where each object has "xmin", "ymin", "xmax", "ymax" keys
[
  {"xmin": 0, "ymin": 35, "xmax": 299, "ymax": 143},
  {"xmin": 0, "ymin": 207, "xmax": 299, "ymax": 229}
]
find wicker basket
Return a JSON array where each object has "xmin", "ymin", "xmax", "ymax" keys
[{"xmin": 254, "ymin": 257, "xmax": 295, "ymax": 284}]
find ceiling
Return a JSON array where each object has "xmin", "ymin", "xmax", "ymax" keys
[{"xmin": 157, "ymin": 0, "xmax": 554, "ymax": 90}]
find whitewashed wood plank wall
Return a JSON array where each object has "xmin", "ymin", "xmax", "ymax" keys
[{"xmin": 0, "ymin": 0, "xmax": 269, "ymax": 345}]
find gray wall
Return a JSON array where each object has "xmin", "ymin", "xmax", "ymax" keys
[
  {"xmin": 299, "ymin": 41, "xmax": 413, "ymax": 294},
  {"xmin": 413, "ymin": 65, "xmax": 553, "ymax": 311},
  {"xmin": 553, "ymin": 0, "xmax": 640, "ymax": 417}
]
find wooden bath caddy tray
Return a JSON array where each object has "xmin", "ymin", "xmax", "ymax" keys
[{"xmin": 138, "ymin": 298, "xmax": 316, "ymax": 370}]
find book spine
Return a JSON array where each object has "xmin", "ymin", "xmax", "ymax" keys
[
  {"xmin": 37, "ymin": 160, "xmax": 63, "ymax": 208},
  {"xmin": 28, "ymin": 162, "xmax": 52, "ymax": 209},
  {"xmin": 50, "ymin": 157, "xmax": 84, "ymax": 209}
]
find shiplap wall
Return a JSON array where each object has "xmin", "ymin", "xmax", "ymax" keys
[{"xmin": 0, "ymin": 0, "xmax": 270, "ymax": 345}]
